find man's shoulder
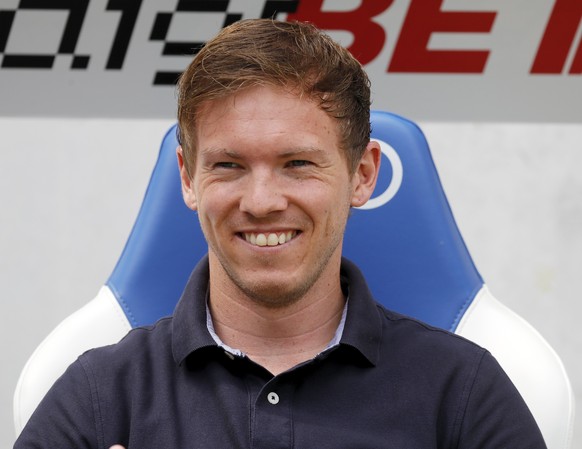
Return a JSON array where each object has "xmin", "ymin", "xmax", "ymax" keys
[
  {"xmin": 375, "ymin": 303, "xmax": 487, "ymax": 360},
  {"xmin": 78, "ymin": 316, "xmax": 175, "ymax": 373}
]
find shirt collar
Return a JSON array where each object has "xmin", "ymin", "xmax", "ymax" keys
[
  {"xmin": 172, "ymin": 256, "xmax": 383, "ymax": 366},
  {"xmin": 205, "ymin": 292, "xmax": 349, "ymax": 357},
  {"xmin": 172, "ymin": 256, "xmax": 216, "ymax": 365},
  {"xmin": 337, "ymin": 258, "xmax": 383, "ymax": 366}
]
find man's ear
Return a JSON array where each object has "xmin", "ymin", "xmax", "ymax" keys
[
  {"xmin": 177, "ymin": 146, "xmax": 197, "ymax": 211},
  {"xmin": 350, "ymin": 140, "xmax": 381, "ymax": 208}
]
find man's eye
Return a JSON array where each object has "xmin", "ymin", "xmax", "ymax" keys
[
  {"xmin": 287, "ymin": 160, "xmax": 311, "ymax": 167},
  {"xmin": 215, "ymin": 162, "xmax": 239, "ymax": 169}
]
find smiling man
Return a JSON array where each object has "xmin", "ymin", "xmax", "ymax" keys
[
  {"xmin": 15, "ymin": 19, "xmax": 546, "ymax": 449},
  {"xmin": 177, "ymin": 83, "xmax": 377, "ymax": 375}
]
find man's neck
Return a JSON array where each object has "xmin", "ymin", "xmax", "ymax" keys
[{"xmin": 208, "ymin": 279, "xmax": 346, "ymax": 376}]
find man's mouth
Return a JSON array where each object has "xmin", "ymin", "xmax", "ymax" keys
[{"xmin": 241, "ymin": 231, "xmax": 299, "ymax": 247}]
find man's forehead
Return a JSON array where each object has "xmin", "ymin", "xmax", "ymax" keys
[
  {"xmin": 195, "ymin": 87, "xmax": 332, "ymax": 133},
  {"xmin": 196, "ymin": 83, "xmax": 313, "ymax": 117},
  {"xmin": 198, "ymin": 145, "xmax": 332, "ymax": 159}
]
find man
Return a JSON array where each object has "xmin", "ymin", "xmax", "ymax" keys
[{"xmin": 15, "ymin": 19, "xmax": 546, "ymax": 448}]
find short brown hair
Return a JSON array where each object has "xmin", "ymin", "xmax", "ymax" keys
[{"xmin": 177, "ymin": 19, "xmax": 371, "ymax": 175}]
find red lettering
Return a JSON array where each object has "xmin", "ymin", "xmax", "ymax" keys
[
  {"xmin": 388, "ymin": 0, "xmax": 496, "ymax": 73},
  {"xmin": 286, "ymin": 0, "xmax": 393, "ymax": 65},
  {"xmin": 569, "ymin": 39, "xmax": 582, "ymax": 73},
  {"xmin": 531, "ymin": 0, "xmax": 582, "ymax": 74}
]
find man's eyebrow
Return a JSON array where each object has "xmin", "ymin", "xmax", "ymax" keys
[
  {"xmin": 201, "ymin": 146, "xmax": 328, "ymax": 157},
  {"xmin": 200, "ymin": 147, "xmax": 242, "ymax": 159},
  {"xmin": 279, "ymin": 147, "xmax": 329, "ymax": 158}
]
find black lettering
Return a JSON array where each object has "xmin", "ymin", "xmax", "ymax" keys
[
  {"xmin": 2, "ymin": 54, "xmax": 54, "ymax": 68},
  {"xmin": 150, "ymin": 13, "xmax": 172, "ymax": 41},
  {"xmin": 176, "ymin": 0, "xmax": 229, "ymax": 12},
  {"xmin": 0, "ymin": 10, "xmax": 15, "ymax": 53},
  {"xmin": 150, "ymin": 0, "xmax": 236, "ymax": 85},
  {"xmin": 0, "ymin": 0, "xmax": 89, "ymax": 69},
  {"xmin": 106, "ymin": 0, "xmax": 143, "ymax": 69},
  {"xmin": 260, "ymin": 0, "xmax": 299, "ymax": 19}
]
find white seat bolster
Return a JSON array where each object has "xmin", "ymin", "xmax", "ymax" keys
[
  {"xmin": 13, "ymin": 286, "xmax": 132, "ymax": 436},
  {"xmin": 456, "ymin": 285, "xmax": 575, "ymax": 449}
]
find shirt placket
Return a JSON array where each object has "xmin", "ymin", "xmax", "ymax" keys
[{"xmin": 251, "ymin": 377, "xmax": 294, "ymax": 449}]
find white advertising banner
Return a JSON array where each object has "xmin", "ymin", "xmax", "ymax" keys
[{"xmin": 0, "ymin": 0, "xmax": 580, "ymax": 121}]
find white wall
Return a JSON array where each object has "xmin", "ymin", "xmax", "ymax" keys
[{"xmin": 1, "ymin": 118, "xmax": 580, "ymax": 448}]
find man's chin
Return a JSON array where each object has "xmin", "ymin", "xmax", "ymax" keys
[{"xmin": 237, "ymin": 279, "xmax": 311, "ymax": 310}]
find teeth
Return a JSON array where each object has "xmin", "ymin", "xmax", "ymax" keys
[
  {"xmin": 256, "ymin": 234, "xmax": 267, "ymax": 246},
  {"xmin": 267, "ymin": 233, "xmax": 279, "ymax": 246},
  {"xmin": 243, "ymin": 231, "xmax": 297, "ymax": 247}
]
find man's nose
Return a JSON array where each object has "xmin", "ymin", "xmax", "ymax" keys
[{"xmin": 239, "ymin": 170, "xmax": 288, "ymax": 217}]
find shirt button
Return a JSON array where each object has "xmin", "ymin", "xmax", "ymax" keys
[
  {"xmin": 267, "ymin": 392, "xmax": 280, "ymax": 405},
  {"xmin": 224, "ymin": 351, "xmax": 235, "ymax": 360}
]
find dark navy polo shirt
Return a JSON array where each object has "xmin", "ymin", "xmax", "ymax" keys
[{"xmin": 16, "ymin": 257, "xmax": 546, "ymax": 449}]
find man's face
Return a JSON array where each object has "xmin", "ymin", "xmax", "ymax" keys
[{"xmin": 179, "ymin": 85, "xmax": 377, "ymax": 308}]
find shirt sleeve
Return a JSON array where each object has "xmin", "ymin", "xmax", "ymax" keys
[
  {"xmin": 457, "ymin": 350, "xmax": 547, "ymax": 449},
  {"xmin": 14, "ymin": 359, "xmax": 100, "ymax": 449}
]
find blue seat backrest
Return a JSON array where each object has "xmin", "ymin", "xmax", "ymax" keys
[{"xmin": 107, "ymin": 111, "xmax": 483, "ymax": 331}]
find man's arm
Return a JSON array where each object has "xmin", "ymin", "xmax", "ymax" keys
[
  {"xmin": 458, "ymin": 351, "xmax": 547, "ymax": 448},
  {"xmin": 14, "ymin": 360, "xmax": 98, "ymax": 449}
]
